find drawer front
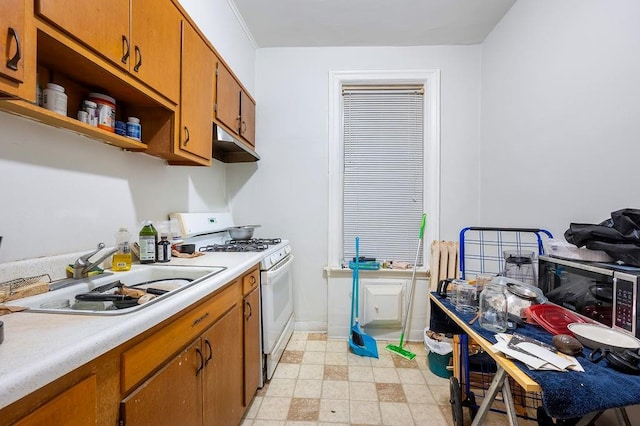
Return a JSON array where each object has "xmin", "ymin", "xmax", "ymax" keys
[
  {"xmin": 121, "ymin": 280, "xmax": 240, "ymax": 393},
  {"xmin": 242, "ymin": 265, "xmax": 260, "ymax": 296}
]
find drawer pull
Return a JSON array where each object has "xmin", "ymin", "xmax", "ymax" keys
[
  {"xmin": 192, "ymin": 312, "xmax": 209, "ymax": 327},
  {"xmin": 204, "ymin": 339, "xmax": 213, "ymax": 366},
  {"xmin": 183, "ymin": 126, "xmax": 190, "ymax": 146},
  {"xmin": 121, "ymin": 35, "xmax": 130, "ymax": 64},
  {"xmin": 250, "ymin": 275, "xmax": 256, "ymax": 285},
  {"xmin": 133, "ymin": 45, "xmax": 142, "ymax": 72},
  {"xmin": 245, "ymin": 301, "xmax": 252, "ymax": 320},
  {"xmin": 195, "ymin": 347, "xmax": 204, "ymax": 376},
  {"xmin": 6, "ymin": 27, "xmax": 21, "ymax": 71}
]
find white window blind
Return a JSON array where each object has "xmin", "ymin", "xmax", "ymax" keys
[{"xmin": 342, "ymin": 86, "xmax": 424, "ymax": 264}]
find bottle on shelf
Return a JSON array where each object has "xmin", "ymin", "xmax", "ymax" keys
[
  {"xmin": 112, "ymin": 227, "xmax": 132, "ymax": 271},
  {"xmin": 156, "ymin": 234, "xmax": 172, "ymax": 263},
  {"xmin": 139, "ymin": 221, "xmax": 158, "ymax": 264}
]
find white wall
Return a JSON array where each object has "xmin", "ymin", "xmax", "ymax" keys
[
  {"xmin": 0, "ymin": 0, "xmax": 256, "ymax": 265},
  {"xmin": 480, "ymin": 0, "xmax": 640, "ymax": 238},
  {"xmin": 227, "ymin": 46, "xmax": 482, "ymax": 329},
  {"xmin": 179, "ymin": 0, "xmax": 256, "ymax": 93}
]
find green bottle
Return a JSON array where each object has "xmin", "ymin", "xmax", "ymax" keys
[{"xmin": 139, "ymin": 220, "xmax": 158, "ymax": 264}]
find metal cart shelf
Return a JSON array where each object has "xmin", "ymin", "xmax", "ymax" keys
[{"xmin": 453, "ymin": 227, "xmax": 553, "ymax": 424}]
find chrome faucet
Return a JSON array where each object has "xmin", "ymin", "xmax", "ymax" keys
[{"xmin": 72, "ymin": 243, "xmax": 118, "ymax": 279}]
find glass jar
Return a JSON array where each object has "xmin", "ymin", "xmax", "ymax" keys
[
  {"xmin": 454, "ymin": 279, "xmax": 477, "ymax": 314},
  {"xmin": 479, "ymin": 283, "xmax": 509, "ymax": 333}
]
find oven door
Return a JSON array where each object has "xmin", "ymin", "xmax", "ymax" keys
[{"xmin": 261, "ymin": 254, "xmax": 294, "ymax": 354}]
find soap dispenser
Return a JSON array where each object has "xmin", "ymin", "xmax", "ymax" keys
[{"xmin": 113, "ymin": 227, "xmax": 132, "ymax": 271}]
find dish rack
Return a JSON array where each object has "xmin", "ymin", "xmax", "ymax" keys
[
  {"xmin": 0, "ymin": 274, "xmax": 51, "ymax": 302},
  {"xmin": 452, "ymin": 227, "xmax": 553, "ymax": 424}
]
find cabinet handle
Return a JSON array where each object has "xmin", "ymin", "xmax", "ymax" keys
[
  {"xmin": 245, "ymin": 301, "xmax": 252, "ymax": 320},
  {"xmin": 204, "ymin": 339, "xmax": 213, "ymax": 366},
  {"xmin": 250, "ymin": 275, "xmax": 256, "ymax": 285},
  {"xmin": 121, "ymin": 35, "xmax": 130, "ymax": 64},
  {"xmin": 6, "ymin": 27, "xmax": 21, "ymax": 71},
  {"xmin": 195, "ymin": 347, "xmax": 204, "ymax": 376},
  {"xmin": 183, "ymin": 126, "xmax": 190, "ymax": 146},
  {"xmin": 133, "ymin": 45, "xmax": 142, "ymax": 72},
  {"xmin": 241, "ymin": 120, "xmax": 247, "ymax": 135}
]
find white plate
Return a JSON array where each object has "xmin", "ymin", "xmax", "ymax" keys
[{"xmin": 568, "ymin": 323, "xmax": 640, "ymax": 351}]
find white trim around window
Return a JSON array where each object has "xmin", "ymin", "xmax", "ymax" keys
[{"xmin": 327, "ymin": 69, "xmax": 441, "ymax": 268}]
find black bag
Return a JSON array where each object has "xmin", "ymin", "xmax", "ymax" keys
[{"xmin": 565, "ymin": 208, "xmax": 640, "ymax": 266}]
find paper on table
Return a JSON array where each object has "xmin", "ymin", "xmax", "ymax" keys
[
  {"xmin": 493, "ymin": 340, "xmax": 548, "ymax": 369},
  {"xmin": 492, "ymin": 334, "xmax": 584, "ymax": 372},
  {"xmin": 516, "ymin": 342, "xmax": 574, "ymax": 370}
]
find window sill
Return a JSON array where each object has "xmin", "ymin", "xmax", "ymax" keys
[{"xmin": 324, "ymin": 265, "xmax": 430, "ymax": 279}]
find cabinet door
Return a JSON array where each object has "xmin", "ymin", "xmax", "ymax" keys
[
  {"xmin": 120, "ymin": 339, "xmax": 202, "ymax": 426},
  {"xmin": 179, "ymin": 20, "xmax": 214, "ymax": 161},
  {"xmin": 14, "ymin": 375, "xmax": 97, "ymax": 426},
  {"xmin": 131, "ymin": 0, "xmax": 181, "ymax": 103},
  {"xmin": 37, "ymin": 0, "xmax": 130, "ymax": 69},
  {"xmin": 0, "ymin": 0, "xmax": 25, "ymax": 85},
  {"xmin": 240, "ymin": 91, "xmax": 256, "ymax": 147},
  {"xmin": 244, "ymin": 286, "xmax": 261, "ymax": 405},
  {"xmin": 202, "ymin": 304, "xmax": 244, "ymax": 426},
  {"xmin": 215, "ymin": 61, "xmax": 241, "ymax": 135}
]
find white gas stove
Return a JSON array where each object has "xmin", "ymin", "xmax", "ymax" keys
[{"xmin": 170, "ymin": 212, "xmax": 294, "ymax": 385}]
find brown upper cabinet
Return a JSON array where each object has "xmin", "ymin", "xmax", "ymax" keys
[
  {"xmin": 36, "ymin": 0, "xmax": 181, "ymax": 104},
  {"xmin": 144, "ymin": 17, "xmax": 214, "ymax": 166},
  {"xmin": 215, "ymin": 61, "xmax": 256, "ymax": 147},
  {"xmin": 0, "ymin": 0, "xmax": 35, "ymax": 100},
  {"xmin": 176, "ymin": 19, "xmax": 214, "ymax": 164}
]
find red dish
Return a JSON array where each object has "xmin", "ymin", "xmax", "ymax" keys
[{"xmin": 527, "ymin": 304, "xmax": 594, "ymax": 336}]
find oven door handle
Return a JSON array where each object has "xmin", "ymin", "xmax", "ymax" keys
[{"xmin": 263, "ymin": 254, "xmax": 294, "ymax": 283}]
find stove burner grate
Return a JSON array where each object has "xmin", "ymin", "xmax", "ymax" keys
[
  {"xmin": 199, "ymin": 238, "xmax": 281, "ymax": 253},
  {"xmin": 228, "ymin": 238, "xmax": 281, "ymax": 245}
]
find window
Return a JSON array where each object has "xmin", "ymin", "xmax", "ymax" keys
[
  {"xmin": 342, "ymin": 86, "xmax": 424, "ymax": 263},
  {"xmin": 328, "ymin": 70, "xmax": 441, "ymax": 268}
]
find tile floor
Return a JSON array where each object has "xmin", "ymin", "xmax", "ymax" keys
[{"xmin": 240, "ymin": 332, "xmax": 540, "ymax": 425}]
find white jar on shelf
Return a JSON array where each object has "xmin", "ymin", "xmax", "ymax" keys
[{"xmin": 42, "ymin": 83, "xmax": 67, "ymax": 116}]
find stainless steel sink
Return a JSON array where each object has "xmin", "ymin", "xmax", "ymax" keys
[{"xmin": 5, "ymin": 265, "xmax": 226, "ymax": 315}]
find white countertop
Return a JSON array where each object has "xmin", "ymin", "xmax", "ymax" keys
[{"xmin": 0, "ymin": 251, "xmax": 264, "ymax": 409}]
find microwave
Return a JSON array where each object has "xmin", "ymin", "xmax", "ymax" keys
[{"xmin": 538, "ymin": 255, "xmax": 640, "ymax": 338}]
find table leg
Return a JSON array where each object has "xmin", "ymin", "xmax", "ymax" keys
[
  {"xmin": 501, "ymin": 373, "xmax": 518, "ymax": 426},
  {"xmin": 471, "ymin": 366, "xmax": 518, "ymax": 426},
  {"xmin": 614, "ymin": 407, "xmax": 631, "ymax": 426}
]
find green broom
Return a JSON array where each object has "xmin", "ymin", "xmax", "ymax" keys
[{"xmin": 386, "ymin": 213, "xmax": 426, "ymax": 361}]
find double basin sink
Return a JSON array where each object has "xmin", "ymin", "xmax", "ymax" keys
[{"xmin": 5, "ymin": 265, "xmax": 226, "ymax": 315}]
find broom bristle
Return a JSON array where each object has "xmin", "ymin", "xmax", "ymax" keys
[
  {"xmin": 351, "ymin": 330, "xmax": 365, "ymax": 347},
  {"xmin": 385, "ymin": 343, "xmax": 416, "ymax": 360}
]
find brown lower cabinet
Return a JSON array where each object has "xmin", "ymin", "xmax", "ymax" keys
[
  {"xmin": 120, "ymin": 304, "xmax": 243, "ymax": 426},
  {"xmin": 12, "ymin": 375, "xmax": 97, "ymax": 426},
  {"xmin": 243, "ymin": 282, "xmax": 261, "ymax": 406}
]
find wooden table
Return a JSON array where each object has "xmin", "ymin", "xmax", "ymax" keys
[{"xmin": 429, "ymin": 293, "xmax": 631, "ymax": 426}]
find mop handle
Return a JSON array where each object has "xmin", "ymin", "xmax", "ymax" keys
[
  {"xmin": 400, "ymin": 214, "xmax": 427, "ymax": 341},
  {"xmin": 354, "ymin": 236, "xmax": 360, "ymax": 319}
]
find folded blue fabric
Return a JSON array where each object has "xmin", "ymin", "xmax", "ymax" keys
[{"xmin": 431, "ymin": 295, "xmax": 640, "ymax": 420}]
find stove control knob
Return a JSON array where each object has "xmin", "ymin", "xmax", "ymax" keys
[
  {"xmin": 271, "ymin": 254, "xmax": 278, "ymax": 264},
  {"xmin": 285, "ymin": 246, "xmax": 291, "ymax": 256}
]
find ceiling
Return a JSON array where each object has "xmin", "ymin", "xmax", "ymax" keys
[{"xmin": 230, "ymin": 0, "xmax": 517, "ymax": 48}]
